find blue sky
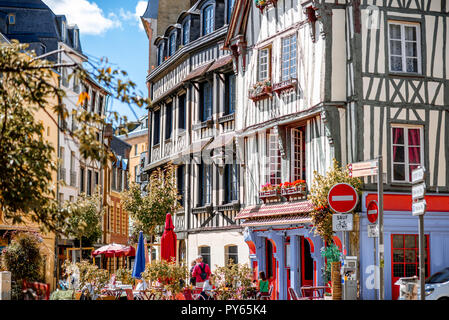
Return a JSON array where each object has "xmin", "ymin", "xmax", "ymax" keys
[{"xmin": 43, "ymin": 0, "xmax": 149, "ymax": 123}]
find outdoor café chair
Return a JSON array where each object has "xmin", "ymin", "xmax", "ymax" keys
[{"xmin": 260, "ymin": 285, "xmax": 273, "ymax": 300}]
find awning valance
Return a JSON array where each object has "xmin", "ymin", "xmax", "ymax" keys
[{"xmin": 240, "ymin": 215, "xmax": 312, "ymax": 228}]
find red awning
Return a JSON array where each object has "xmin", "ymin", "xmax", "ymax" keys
[
  {"xmin": 235, "ymin": 200, "xmax": 314, "ymax": 220},
  {"xmin": 92, "ymin": 243, "xmax": 136, "ymax": 258}
]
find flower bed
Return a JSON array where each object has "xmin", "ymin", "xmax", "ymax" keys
[{"xmin": 249, "ymin": 81, "xmax": 272, "ymax": 102}]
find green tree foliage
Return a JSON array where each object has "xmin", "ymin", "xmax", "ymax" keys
[
  {"xmin": 122, "ymin": 163, "xmax": 180, "ymax": 239},
  {"xmin": 142, "ymin": 258, "xmax": 188, "ymax": 295},
  {"xmin": 62, "ymin": 192, "xmax": 102, "ymax": 254},
  {"xmin": 0, "ymin": 41, "xmax": 150, "ymax": 234},
  {"xmin": 1, "ymin": 232, "xmax": 44, "ymax": 299},
  {"xmin": 308, "ymin": 159, "xmax": 362, "ymax": 242}
]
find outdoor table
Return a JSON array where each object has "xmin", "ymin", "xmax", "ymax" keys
[{"xmin": 300, "ymin": 286, "xmax": 327, "ymax": 300}]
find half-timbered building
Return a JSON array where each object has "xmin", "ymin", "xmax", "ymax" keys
[
  {"xmin": 144, "ymin": 0, "xmax": 249, "ymax": 269},
  {"xmin": 225, "ymin": 0, "xmax": 449, "ymax": 300}
]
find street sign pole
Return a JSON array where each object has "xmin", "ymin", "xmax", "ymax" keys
[
  {"xmin": 412, "ymin": 166, "xmax": 426, "ymax": 301},
  {"xmin": 377, "ymin": 156, "xmax": 384, "ymax": 300}
]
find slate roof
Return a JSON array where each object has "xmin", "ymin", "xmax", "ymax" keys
[
  {"xmin": 111, "ymin": 136, "xmax": 131, "ymax": 159},
  {"xmin": 141, "ymin": 0, "xmax": 159, "ymax": 19},
  {"xmin": 0, "ymin": 0, "xmax": 82, "ymax": 61}
]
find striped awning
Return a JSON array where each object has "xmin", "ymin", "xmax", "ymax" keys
[
  {"xmin": 240, "ymin": 215, "xmax": 313, "ymax": 228},
  {"xmin": 235, "ymin": 200, "xmax": 314, "ymax": 220}
]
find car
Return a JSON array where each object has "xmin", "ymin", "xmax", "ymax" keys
[{"xmin": 420, "ymin": 267, "xmax": 449, "ymax": 300}]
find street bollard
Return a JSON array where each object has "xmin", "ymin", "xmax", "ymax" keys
[{"xmin": 0, "ymin": 271, "xmax": 11, "ymax": 300}]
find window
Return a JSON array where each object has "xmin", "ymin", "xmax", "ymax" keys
[
  {"xmin": 169, "ymin": 32, "xmax": 176, "ymax": 57},
  {"xmin": 91, "ymin": 91, "xmax": 96, "ymax": 113},
  {"xmin": 199, "ymin": 163, "xmax": 212, "ymax": 206},
  {"xmin": 258, "ymin": 47, "xmax": 271, "ymax": 81},
  {"xmin": 392, "ymin": 234, "xmax": 429, "ymax": 279},
  {"xmin": 198, "ymin": 246, "xmax": 211, "ymax": 267},
  {"xmin": 182, "ymin": 20, "xmax": 190, "ymax": 45},
  {"xmin": 225, "ymin": 74, "xmax": 236, "ymax": 115},
  {"xmin": 80, "ymin": 167, "xmax": 85, "ymax": 193},
  {"xmin": 98, "ymin": 95, "xmax": 103, "ymax": 115},
  {"xmin": 225, "ymin": 245, "xmax": 238, "ymax": 265},
  {"xmin": 178, "ymin": 94, "xmax": 186, "ymax": 130},
  {"xmin": 118, "ymin": 169, "xmax": 123, "ymax": 191},
  {"xmin": 200, "ymin": 81, "xmax": 212, "ymax": 121},
  {"xmin": 391, "ymin": 126, "xmax": 423, "ymax": 182},
  {"xmin": 388, "ymin": 22, "xmax": 421, "ymax": 73},
  {"xmin": 134, "ymin": 144, "xmax": 138, "ymax": 156},
  {"xmin": 165, "ymin": 102, "xmax": 173, "ymax": 140},
  {"xmin": 291, "ymin": 127, "xmax": 305, "ymax": 180},
  {"xmin": 153, "ymin": 109, "xmax": 161, "ymax": 145},
  {"xmin": 203, "ymin": 5, "xmax": 214, "ymax": 35},
  {"xmin": 157, "ymin": 42, "xmax": 165, "ymax": 66},
  {"xmin": 227, "ymin": 0, "xmax": 236, "ymax": 24},
  {"xmin": 135, "ymin": 165, "xmax": 139, "ymax": 182},
  {"xmin": 267, "ymin": 130, "xmax": 281, "ymax": 185},
  {"xmin": 7, "ymin": 14, "xmax": 15, "ymax": 25},
  {"xmin": 70, "ymin": 152, "xmax": 75, "ymax": 171},
  {"xmin": 281, "ymin": 34, "xmax": 297, "ymax": 81},
  {"xmin": 177, "ymin": 165, "xmax": 185, "ymax": 206},
  {"xmin": 112, "ymin": 167, "xmax": 116, "ymax": 190},
  {"xmin": 87, "ymin": 169, "xmax": 92, "ymax": 196},
  {"xmin": 225, "ymin": 163, "xmax": 238, "ymax": 203},
  {"xmin": 61, "ymin": 21, "xmax": 66, "ymax": 41}
]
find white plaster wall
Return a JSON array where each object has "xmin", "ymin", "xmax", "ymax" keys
[{"xmin": 187, "ymin": 231, "xmax": 250, "ymax": 271}]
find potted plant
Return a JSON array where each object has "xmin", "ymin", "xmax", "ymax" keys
[
  {"xmin": 280, "ymin": 180, "xmax": 307, "ymax": 199},
  {"xmin": 255, "ymin": 0, "xmax": 278, "ymax": 13},
  {"xmin": 249, "ymin": 80, "xmax": 272, "ymax": 102},
  {"xmin": 259, "ymin": 183, "xmax": 281, "ymax": 203},
  {"xmin": 142, "ymin": 258, "xmax": 188, "ymax": 298},
  {"xmin": 320, "ymin": 243, "xmax": 342, "ymax": 300}
]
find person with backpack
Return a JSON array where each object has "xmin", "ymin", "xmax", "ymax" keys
[{"xmin": 192, "ymin": 255, "xmax": 211, "ymax": 289}]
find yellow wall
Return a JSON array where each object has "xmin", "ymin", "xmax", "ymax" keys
[{"xmin": 123, "ymin": 134, "xmax": 148, "ymax": 184}]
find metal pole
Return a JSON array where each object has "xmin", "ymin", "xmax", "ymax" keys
[
  {"xmin": 377, "ymin": 156, "xmax": 384, "ymax": 300},
  {"xmin": 374, "ymin": 236, "xmax": 378, "ymax": 300},
  {"xmin": 419, "ymin": 215, "xmax": 425, "ymax": 300}
]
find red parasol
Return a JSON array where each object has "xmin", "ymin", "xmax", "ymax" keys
[
  {"xmin": 160, "ymin": 213, "xmax": 177, "ymax": 262},
  {"xmin": 92, "ymin": 243, "xmax": 136, "ymax": 258}
]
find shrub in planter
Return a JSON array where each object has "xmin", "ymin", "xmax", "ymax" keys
[
  {"xmin": 116, "ymin": 268, "xmax": 134, "ymax": 285},
  {"xmin": 214, "ymin": 261, "xmax": 253, "ymax": 300},
  {"xmin": 142, "ymin": 258, "xmax": 188, "ymax": 296},
  {"xmin": 0, "ymin": 232, "xmax": 44, "ymax": 300}
]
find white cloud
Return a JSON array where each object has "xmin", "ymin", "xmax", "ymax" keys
[
  {"xmin": 43, "ymin": 0, "xmax": 121, "ymax": 35},
  {"xmin": 135, "ymin": 1, "xmax": 147, "ymax": 30}
]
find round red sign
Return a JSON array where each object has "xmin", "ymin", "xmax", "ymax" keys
[
  {"xmin": 366, "ymin": 200, "xmax": 378, "ymax": 224},
  {"xmin": 327, "ymin": 183, "xmax": 358, "ymax": 213}
]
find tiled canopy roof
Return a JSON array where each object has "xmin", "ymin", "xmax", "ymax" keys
[
  {"xmin": 183, "ymin": 61, "xmax": 214, "ymax": 82},
  {"xmin": 241, "ymin": 215, "xmax": 313, "ymax": 228},
  {"xmin": 235, "ymin": 200, "xmax": 314, "ymax": 220}
]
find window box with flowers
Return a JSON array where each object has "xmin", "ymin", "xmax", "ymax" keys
[
  {"xmin": 255, "ymin": 0, "xmax": 278, "ymax": 13},
  {"xmin": 280, "ymin": 180, "xmax": 307, "ymax": 200},
  {"xmin": 259, "ymin": 183, "xmax": 281, "ymax": 203},
  {"xmin": 249, "ymin": 80, "xmax": 272, "ymax": 102}
]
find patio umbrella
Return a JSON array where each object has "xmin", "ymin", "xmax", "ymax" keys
[
  {"xmin": 132, "ymin": 231, "xmax": 146, "ymax": 279},
  {"xmin": 161, "ymin": 213, "xmax": 177, "ymax": 262},
  {"xmin": 92, "ymin": 243, "xmax": 135, "ymax": 258}
]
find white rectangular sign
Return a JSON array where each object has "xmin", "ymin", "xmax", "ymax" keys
[
  {"xmin": 368, "ymin": 224, "xmax": 379, "ymax": 238},
  {"xmin": 411, "ymin": 167, "xmax": 425, "ymax": 184},
  {"xmin": 412, "ymin": 200, "xmax": 427, "ymax": 216},
  {"xmin": 349, "ymin": 160, "xmax": 378, "ymax": 178},
  {"xmin": 412, "ymin": 183, "xmax": 426, "ymax": 201},
  {"xmin": 332, "ymin": 214, "xmax": 353, "ymax": 232}
]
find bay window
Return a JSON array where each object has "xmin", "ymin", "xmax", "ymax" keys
[
  {"xmin": 258, "ymin": 46, "xmax": 271, "ymax": 81},
  {"xmin": 182, "ymin": 20, "xmax": 190, "ymax": 45},
  {"xmin": 200, "ymin": 81, "xmax": 213, "ymax": 121},
  {"xmin": 391, "ymin": 125, "xmax": 423, "ymax": 182},
  {"xmin": 169, "ymin": 32, "xmax": 176, "ymax": 57},
  {"xmin": 267, "ymin": 130, "xmax": 281, "ymax": 185},
  {"xmin": 203, "ymin": 5, "xmax": 214, "ymax": 35}
]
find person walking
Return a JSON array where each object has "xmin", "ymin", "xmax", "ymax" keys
[
  {"xmin": 189, "ymin": 260, "xmax": 197, "ymax": 286},
  {"xmin": 192, "ymin": 255, "xmax": 211, "ymax": 289}
]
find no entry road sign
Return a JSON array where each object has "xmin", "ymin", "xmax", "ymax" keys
[
  {"xmin": 328, "ymin": 183, "xmax": 358, "ymax": 213},
  {"xmin": 367, "ymin": 200, "xmax": 379, "ymax": 224}
]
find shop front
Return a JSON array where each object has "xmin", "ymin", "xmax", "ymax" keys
[
  {"xmin": 236, "ymin": 200, "xmax": 325, "ymax": 300},
  {"xmin": 359, "ymin": 192, "xmax": 449, "ymax": 300}
]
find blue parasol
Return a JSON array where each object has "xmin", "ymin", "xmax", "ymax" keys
[{"xmin": 132, "ymin": 231, "xmax": 146, "ymax": 279}]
